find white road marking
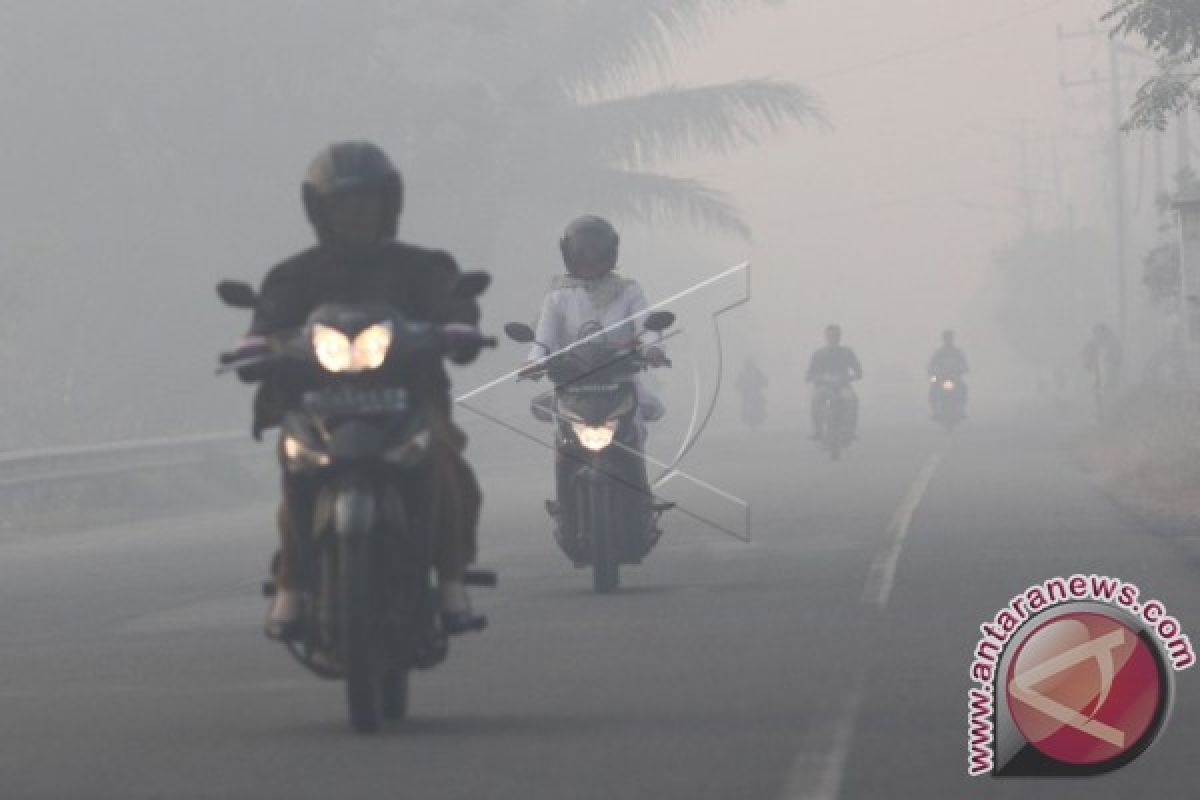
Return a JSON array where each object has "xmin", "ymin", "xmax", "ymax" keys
[
  {"xmin": 783, "ymin": 451, "xmax": 945, "ymax": 799},
  {"xmin": 781, "ymin": 673, "xmax": 865, "ymax": 800},
  {"xmin": 860, "ymin": 451, "xmax": 944, "ymax": 608},
  {"xmin": 0, "ymin": 679, "xmax": 314, "ymax": 699}
]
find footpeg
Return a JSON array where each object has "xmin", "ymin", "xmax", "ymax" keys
[
  {"xmin": 650, "ymin": 501, "xmax": 676, "ymax": 513},
  {"xmin": 261, "ymin": 580, "xmax": 277, "ymax": 598},
  {"xmin": 544, "ymin": 499, "xmax": 560, "ymax": 518},
  {"xmin": 441, "ymin": 611, "xmax": 488, "ymax": 635},
  {"xmin": 463, "ymin": 569, "xmax": 498, "ymax": 588}
]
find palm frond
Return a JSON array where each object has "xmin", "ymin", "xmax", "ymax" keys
[
  {"xmin": 548, "ymin": 0, "xmax": 781, "ymax": 97},
  {"xmin": 1104, "ymin": 0, "xmax": 1200, "ymax": 60},
  {"xmin": 556, "ymin": 79, "xmax": 827, "ymax": 168},
  {"xmin": 551, "ymin": 168, "xmax": 752, "ymax": 239},
  {"xmin": 1122, "ymin": 58, "xmax": 1200, "ymax": 131}
]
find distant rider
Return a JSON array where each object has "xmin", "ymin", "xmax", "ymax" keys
[
  {"xmin": 245, "ymin": 141, "xmax": 486, "ymax": 639},
  {"xmin": 1082, "ymin": 322, "xmax": 1123, "ymax": 392},
  {"xmin": 805, "ymin": 324, "xmax": 862, "ymax": 440},
  {"xmin": 928, "ymin": 329, "xmax": 969, "ymax": 417}
]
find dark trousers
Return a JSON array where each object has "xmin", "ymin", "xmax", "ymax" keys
[{"xmin": 273, "ymin": 414, "xmax": 481, "ymax": 589}]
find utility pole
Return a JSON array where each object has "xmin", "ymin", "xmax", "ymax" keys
[
  {"xmin": 1019, "ymin": 121, "xmax": 1035, "ymax": 234},
  {"xmin": 1059, "ymin": 24, "xmax": 1145, "ymax": 342},
  {"xmin": 1180, "ymin": 109, "xmax": 1193, "ymax": 174},
  {"xmin": 1109, "ymin": 38, "xmax": 1130, "ymax": 339},
  {"xmin": 968, "ymin": 119, "xmax": 1062, "ymax": 232}
]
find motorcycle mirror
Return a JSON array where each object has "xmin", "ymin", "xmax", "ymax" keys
[
  {"xmin": 217, "ymin": 280, "xmax": 258, "ymax": 310},
  {"xmin": 504, "ymin": 322, "xmax": 536, "ymax": 343},
  {"xmin": 452, "ymin": 271, "xmax": 491, "ymax": 299},
  {"xmin": 643, "ymin": 311, "xmax": 675, "ymax": 333}
]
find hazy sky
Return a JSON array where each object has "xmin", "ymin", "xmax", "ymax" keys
[
  {"xmin": 0, "ymin": 0, "xmax": 1178, "ymax": 443},
  {"xmin": 651, "ymin": 0, "xmax": 1159, "ymax": 407}
]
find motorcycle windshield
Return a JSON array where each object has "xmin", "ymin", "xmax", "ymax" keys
[
  {"xmin": 556, "ymin": 383, "xmax": 636, "ymax": 426},
  {"xmin": 547, "ymin": 341, "xmax": 640, "ymax": 387}
]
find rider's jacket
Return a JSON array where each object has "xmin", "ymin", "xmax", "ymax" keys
[
  {"xmin": 528, "ymin": 271, "xmax": 664, "ymax": 421},
  {"xmin": 247, "ymin": 241, "xmax": 479, "ymax": 435},
  {"xmin": 928, "ymin": 345, "xmax": 969, "ymax": 379},
  {"xmin": 1082, "ymin": 334, "xmax": 1123, "ymax": 375},
  {"xmin": 806, "ymin": 345, "xmax": 863, "ymax": 383}
]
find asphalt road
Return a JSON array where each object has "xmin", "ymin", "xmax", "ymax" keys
[{"xmin": 0, "ymin": 418, "xmax": 1197, "ymax": 799}]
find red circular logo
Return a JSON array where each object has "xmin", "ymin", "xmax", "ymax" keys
[{"xmin": 1005, "ymin": 612, "xmax": 1164, "ymax": 766}]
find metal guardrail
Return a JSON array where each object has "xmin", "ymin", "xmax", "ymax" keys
[
  {"xmin": 0, "ymin": 431, "xmax": 256, "ymax": 489},
  {"xmin": 0, "ymin": 411, "xmax": 530, "ymax": 491}
]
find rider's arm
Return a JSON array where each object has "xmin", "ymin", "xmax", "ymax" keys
[
  {"xmin": 249, "ymin": 258, "xmax": 308, "ymax": 337},
  {"xmin": 528, "ymin": 289, "xmax": 560, "ymax": 363},
  {"xmin": 627, "ymin": 282, "xmax": 668, "ymax": 364},
  {"xmin": 805, "ymin": 351, "xmax": 819, "ymax": 382},
  {"xmin": 426, "ymin": 251, "xmax": 483, "ymax": 365},
  {"xmin": 849, "ymin": 349, "xmax": 863, "ymax": 380},
  {"xmin": 627, "ymin": 282, "xmax": 660, "ymax": 346}
]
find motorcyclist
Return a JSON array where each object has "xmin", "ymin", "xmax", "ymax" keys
[
  {"xmin": 1082, "ymin": 322, "xmax": 1123, "ymax": 391},
  {"xmin": 805, "ymin": 324, "xmax": 862, "ymax": 440},
  {"xmin": 928, "ymin": 329, "xmax": 969, "ymax": 417},
  {"xmin": 246, "ymin": 141, "xmax": 486, "ymax": 639},
  {"xmin": 736, "ymin": 358, "xmax": 768, "ymax": 429},
  {"xmin": 520, "ymin": 215, "xmax": 668, "ymax": 510},
  {"xmin": 522, "ymin": 215, "xmax": 669, "ymax": 433}
]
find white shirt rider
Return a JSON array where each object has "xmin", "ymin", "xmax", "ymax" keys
[{"xmin": 527, "ymin": 271, "xmax": 666, "ymax": 431}]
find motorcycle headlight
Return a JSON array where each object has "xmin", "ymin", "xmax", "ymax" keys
[
  {"xmin": 942, "ymin": 380, "xmax": 955, "ymax": 390},
  {"xmin": 312, "ymin": 322, "xmax": 393, "ymax": 373},
  {"xmin": 283, "ymin": 434, "xmax": 330, "ymax": 470},
  {"xmin": 353, "ymin": 322, "xmax": 393, "ymax": 370},
  {"xmin": 313, "ymin": 324, "xmax": 352, "ymax": 373},
  {"xmin": 572, "ymin": 419, "xmax": 618, "ymax": 452}
]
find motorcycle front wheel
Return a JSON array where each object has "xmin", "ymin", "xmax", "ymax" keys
[
  {"xmin": 380, "ymin": 667, "xmax": 409, "ymax": 720},
  {"xmin": 583, "ymin": 481, "xmax": 619, "ymax": 594},
  {"xmin": 339, "ymin": 533, "xmax": 383, "ymax": 732}
]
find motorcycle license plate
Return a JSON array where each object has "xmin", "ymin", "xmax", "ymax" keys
[{"xmin": 302, "ymin": 386, "xmax": 408, "ymax": 415}]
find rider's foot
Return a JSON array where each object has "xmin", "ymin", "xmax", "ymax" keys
[
  {"xmin": 264, "ymin": 589, "xmax": 302, "ymax": 641},
  {"xmin": 438, "ymin": 579, "xmax": 487, "ymax": 635},
  {"xmin": 442, "ymin": 610, "xmax": 488, "ymax": 634}
]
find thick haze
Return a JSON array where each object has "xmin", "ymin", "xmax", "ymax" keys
[{"xmin": 0, "ymin": 0, "xmax": 1172, "ymax": 447}]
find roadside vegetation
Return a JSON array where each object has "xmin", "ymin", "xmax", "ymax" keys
[{"xmin": 1079, "ymin": 385, "xmax": 1200, "ymax": 521}]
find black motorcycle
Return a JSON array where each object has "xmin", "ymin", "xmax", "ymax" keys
[
  {"xmin": 812, "ymin": 375, "xmax": 856, "ymax": 460},
  {"xmin": 216, "ymin": 273, "xmax": 496, "ymax": 733},
  {"xmin": 505, "ymin": 314, "xmax": 675, "ymax": 593},
  {"xmin": 930, "ymin": 374, "xmax": 966, "ymax": 431}
]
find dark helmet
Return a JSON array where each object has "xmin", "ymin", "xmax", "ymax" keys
[
  {"xmin": 560, "ymin": 215, "xmax": 619, "ymax": 277},
  {"xmin": 302, "ymin": 141, "xmax": 404, "ymax": 243}
]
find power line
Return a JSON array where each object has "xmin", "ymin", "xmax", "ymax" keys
[{"xmin": 803, "ymin": 0, "xmax": 1068, "ymax": 82}]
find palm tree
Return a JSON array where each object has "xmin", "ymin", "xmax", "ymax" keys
[{"xmin": 378, "ymin": 0, "xmax": 826, "ymax": 258}]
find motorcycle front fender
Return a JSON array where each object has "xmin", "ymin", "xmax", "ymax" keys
[{"xmin": 332, "ymin": 478, "xmax": 377, "ymax": 539}]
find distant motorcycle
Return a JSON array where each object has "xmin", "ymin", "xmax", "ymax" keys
[
  {"xmin": 505, "ymin": 313, "xmax": 675, "ymax": 593},
  {"xmin": 930, "ymin": 375, "xmax": 966, "ymax": 431},
  {"xmin": 1089, "ymin": 363, "xmax": 1117, "ymax": 424},
  {"xmin": 812, "ymin": 375, "xmax": 856, "ymax": 460},
  {"xmin": 216, "ymin": 273, "xmax": 496, "ymax": 733}
]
